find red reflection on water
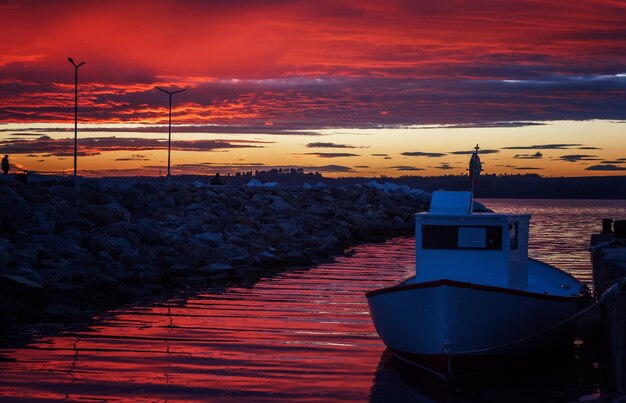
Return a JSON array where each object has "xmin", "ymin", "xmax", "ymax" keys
[
  {"xmin": 2, "ymin": 199, "xmax": 620, "ymax": 401},
  {"xmin": 0, "ymin": 238, "xmax": 414, "ymax": 401}
]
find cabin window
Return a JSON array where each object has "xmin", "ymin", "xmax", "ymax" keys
[
  {"xmin": 422, "ymin": 225, "xmax": 502, "ymax": 250},
  {"xmin": 509, "ymin": 221, "xmax": 519, "ymax": 250},
  {"xmin": 458, "ymin": 227, "xmax": 486, "ymax": 248}
]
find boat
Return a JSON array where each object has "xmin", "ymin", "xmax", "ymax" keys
[{"xmin": 366, "ymin": 152, "xmax": 590, "ymax": 379}]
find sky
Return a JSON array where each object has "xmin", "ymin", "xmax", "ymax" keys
[{"xmin": 1, "ymin": 0, "xmax": 626, "ymax": 177}]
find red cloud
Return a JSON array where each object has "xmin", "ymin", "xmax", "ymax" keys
[{"xmin": 1, "ymin": 1, "xmax": 626, "ymax": 127}]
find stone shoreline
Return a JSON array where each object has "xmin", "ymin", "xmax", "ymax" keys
[{"xmin": 0, "ymin": 176, "xmax": 432, "ymax": 327}]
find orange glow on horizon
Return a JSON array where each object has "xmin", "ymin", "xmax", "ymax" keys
[{"xmin": 1, "ymin": 1, "xmax": 625, "ymax": 177}]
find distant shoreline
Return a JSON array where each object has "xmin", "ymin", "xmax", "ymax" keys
[{"xmin": 18, "ymin": 172, "xmax": 624, "ymax": 199}]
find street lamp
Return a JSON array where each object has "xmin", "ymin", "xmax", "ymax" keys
[
  {"xmin": 68, "ymin": 57, "xmax": 85, "ymax": 177},
  {"xmin": 155, "ymin": 86, "xmax": 186, "ymax": 178}
]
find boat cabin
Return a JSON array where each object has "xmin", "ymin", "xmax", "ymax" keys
[{"xmin": 415, "ymin": 191, "xmax": 530, "ymax": 290}]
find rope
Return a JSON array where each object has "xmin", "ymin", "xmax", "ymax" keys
[
  {"xmin": 445, "ymin": 279, "xmax": 626, "ymax": 356},
  {"xmin": 447, "ymin": 298, "xmax": 603, "ymax": 356}
]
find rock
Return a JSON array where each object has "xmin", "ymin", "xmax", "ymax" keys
[
  {"xmin": 48, "ymin": 184, "xmax": 77, "ymax": 199},
  {"xmin": 263, "ymin": 182, "xmax": 279, "ymax": 187},
  {"xmin": 246, "ymin": 179, "xmax": 263, "ymax": 187},
  {"xmin": 194, "ymin": 232, "xmax": 224, "ymax": 247},
  {"xmin": 0, "ymin": 238, "xmax": 12, "ymax": 264},
  {"xmin": 1, "ymin": 273, "xmax": 43, "ymax": 289},
  {"xmin": 77, "ymin": 203, "xmax": 129, "ymax": 227},
  {"xmin": 229, "ymin": 254, "xmax": 253, "ymax": 266},
  {"xmin": 364, "ymin": 180, "xmax": 384, "ymax": 190},
  {"xmin": 0, "ymin": 192, "xmax": 32, "ymax": 230},
  {"xmin": 198, "ymin": 263, "xmax": 234, "ymax": 280},
  {"xmin": 266, "ymin": 195, "xmax": 291, "ymax": 211},
  {"xmin": 171, "ymin": 190, "xmax": 194, "ymax": 205},
  {"xmin": 383, "ymin": 182, "xmax": 400, "ymax": 193},
  {"xmin": 0, "ymin": 177, "xmax": 428, "ymax": 328},
  {"xmin": 220, "ymin": 243, "xmax": 248, "ymax": 258},
  {"xmin": 410, "ymin": 188, "xmax": 432, "ymax": 203},
  {"xmin": 134, "ymin": 219, "xmax": 166, "ymax": 245},
  {"xmin": 284, "ymin": 250, "xmax": 311, "ymax": 266},
  {"xmin": 258, "ymin": 251, "xmax": 281, "ymax": 264},
  {"xmin": 43, "ymin": 304, "xmax": 87, "ymax": 322},
  {"xmin": 31, "ymin": 210, "xmax": 55, "ymax": 233}
]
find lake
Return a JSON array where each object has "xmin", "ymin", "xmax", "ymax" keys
[{"xmin": 1, "ymin": 199, "xmax": 625, "ymax": 402}]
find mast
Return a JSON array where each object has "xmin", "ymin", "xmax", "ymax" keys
[{"xmin": 469, "ymin": 144, "xmax": 481, "ymax": 213}]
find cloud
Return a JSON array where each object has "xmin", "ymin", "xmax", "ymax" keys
[
  {"xmin": 401, "ymin": 151, "xmax": 446, "ymax": 157},
  {"xmin": 114, "ymin": 154, "xmax": 150, "ymax": 161},
  {"xmin": 585, "ymin": 164, "xmax": 626, "ymax": 171},
  {"xmin": 557, "ymin": 154, "xmax": 601, "ymax": 162},
  {"xmin": 298, "ymin": 152, "xmax": 360, "ymax": 158},
  {"xmin": 434, "ymin": 163, "xmax": 455, "ymax": 170},
  {"xmin": 0, "ymin": 136, "xmax": 270, "ymax": 156},
  {"xmin": 600, "ymin": 160, "xmax": 626, "ymax": 164},
  {"xmin": 3, "ymin": 2, "xmax": 626, "ymax": 129},
  {"xmin": 390, "ymin": 165, "xmax": 425, "ymax": 171},
  {"xmin": 306, "ymin": 142, "xmax": 357, "ymax": 148},
  {"xmin": 310, "ymin": 164, "xmax": 354, "ymax": 173},
  {"xmin": 155, "ymin": 162, "xmax": 354, "ymax": 174},
  {"xmin": 513, "ymin": 166, "xmax": 543, "ymax": 170},
  {"xmin": 354, "ymin": 165, "xmax": 369, "ymax": 168},
  {"xmin": 371, "ymin": 153, "xmax": 389, "ymax": 157},
  {"xmin": 432, "ymin": 121, "xmax": 547, "ymax": 129},
  {"xmin": 1, "ymin": 124, "xmax": 323, "ymax": 136},
  {"xmin": 514, "ymin": 152, "xmax": 543, "ymax": 159},
  {"xmin": 502, "ymin": 144, "xmax": 582, "ymax": 150},
  {"xmin": 577, "ymin": 146, "xmax": 602, "ymax": 150},
  {"xmin": 449, "ymin": 149, "xmax": 499, "ymax": 155}
]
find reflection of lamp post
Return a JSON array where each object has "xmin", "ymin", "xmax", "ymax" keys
[
  {"xmin": 68, "ymin": 57, "xmax": 85, "ymax": 177},
  {"xmin": 155, "ymin": 86, "xmax": 186, "ymax": 178}
]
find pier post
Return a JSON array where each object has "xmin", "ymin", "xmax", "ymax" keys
[{"xmin": 590, "ymin": 219, "xmax": 626, "ymax": 393}]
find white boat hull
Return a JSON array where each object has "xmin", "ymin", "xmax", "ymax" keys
[{"xmin": 366, "ymin": 279, "xmax": 585, "ymax": 378}]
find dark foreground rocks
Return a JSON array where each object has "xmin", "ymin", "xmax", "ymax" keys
[{"xmin": 0, "ymin": 176, "xmax": 431, "ymax": 327}]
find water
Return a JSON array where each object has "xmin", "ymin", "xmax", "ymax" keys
[
  {"xmin": 1, "ymin": 199, "xmax": 625, "ymax": 402},
  {"xmin": 484, "ymin": 199, "xmax": 626, "ymax": 288}
]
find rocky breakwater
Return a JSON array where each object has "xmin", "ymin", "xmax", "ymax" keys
[{"xmin": 0, "ymin": 177, "xmax": 430, "ymax": 326}]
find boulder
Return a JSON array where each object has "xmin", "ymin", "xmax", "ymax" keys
[
  {"xmin": 194, "ymin": 232, "xmax": 224, "ymax": 248},
  {"xmin": 364, "ymin": 180, "xmax": 384, "ymax": 190},
  {"xmin": 198, "ymin": 263, "xmax": 234, "ymax": 280},
  {"xmin": 246, "ymin": 179, "xmax": 263, "ymax": 187},
  {"xmin": 0, "ymin": 274, "xmax": 43, "ymax": 290},
  {"xmin": 266, "ymin": 195, "xmax": 291, "ymax": 212},
  {"xmin": 383, "ymin": 182, "xmax": 400, "ymax": 193},
  {"xmin": 258, "ymin": 251, "xmax": 281, "ymax": 264}
]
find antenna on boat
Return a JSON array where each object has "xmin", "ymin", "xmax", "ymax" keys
[{"xmin": 469, "ymin": 144, "xmax": 482, "ymax": 213}]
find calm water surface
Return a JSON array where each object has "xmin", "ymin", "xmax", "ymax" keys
[{"xmin": 1, "ymin": 199, "xmax": 625, "ymax": 402}]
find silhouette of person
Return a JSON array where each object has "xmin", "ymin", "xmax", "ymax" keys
[
  {"xmin": 210, "ymin": 172, "xmax": 224, "ymax": 185},
  {"xmin": 1, "ymin": 155, "xmax": 9, "ymax": 175}
]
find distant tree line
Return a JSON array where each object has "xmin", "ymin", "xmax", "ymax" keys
[{"xmin": 134, "ymin": 171, "xmax": 626, "ymax": 199}]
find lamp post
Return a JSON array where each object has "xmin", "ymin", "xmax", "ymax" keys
[
  {"xmin": 155, "ymin": 86, "xmax": 186, "ymax": 178},
  {"xmin": 68, "ymin": 57, "xmax": 85, "ymax": 177}
]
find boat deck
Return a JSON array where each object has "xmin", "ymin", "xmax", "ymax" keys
[{"xmin": 405, "ymin": 258, "xmax": 584, "ymax": 298}]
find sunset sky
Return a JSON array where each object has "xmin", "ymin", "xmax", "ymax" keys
[{"xmin": 1, "ymin": 0, "xmax": 625, "ymax": 177}]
